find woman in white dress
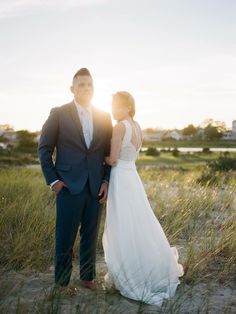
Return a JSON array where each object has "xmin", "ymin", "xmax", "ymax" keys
[{"xmin": 102, "ymin": 91, "xmax": 184, "ymax": 307}]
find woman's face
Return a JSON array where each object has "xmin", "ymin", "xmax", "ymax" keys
[{"xmin": 111, "ymin": 98, "xmax": 130, "ymax": 121}]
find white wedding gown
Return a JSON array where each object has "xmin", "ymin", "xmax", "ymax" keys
[{"xmin": 102, "ymin": 119, "xmax": 184, "ymax": 307}]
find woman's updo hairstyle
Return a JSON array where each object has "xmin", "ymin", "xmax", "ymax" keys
[{"xmin": 112, "ymin": 91, "xmax": 135, "ymax": 118}]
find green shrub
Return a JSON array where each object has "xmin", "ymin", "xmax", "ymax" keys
[
  {"xmin": 146, "ymin": 147, "xmax": 160, "ymax": 156},
  {"xmin": 209, "ymin": 155, "xmax": 236, "ymax": 172},
  {"xmin": 197, "ymin": 155, "xmax": 236, "ymax": 186},
  {"xmin": 160, "ymin": 148, "xmax": 171, "ymax": 153},
  {"xmin": 202, "ymin": 147, "xmax": 211, "ymax": 154},
  {"xmin": 172, "ymin": 148, "xmax": 179, "ymax": 157}
]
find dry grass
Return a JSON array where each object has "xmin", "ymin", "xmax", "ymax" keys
[{"xmin": 0, "ymin": 164, "xmax": 236, "ymax": 313}]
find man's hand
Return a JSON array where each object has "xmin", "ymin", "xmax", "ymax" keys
[
  {"xmin": 105, "ymin": 156, "xmax": 110, "ymax": 164},
  {"xmin": 51, "ymin": 180, "xmax": 67, "ymax": 194},
  {"xmin": 98, "ymin": 182, "xmax": 108, "ymax": 204}
]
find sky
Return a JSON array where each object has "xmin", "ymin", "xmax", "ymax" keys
[{"xmin": 0, "ymin": 0, "xmax": 236, "ymax": 131}]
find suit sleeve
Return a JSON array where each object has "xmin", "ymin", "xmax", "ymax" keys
[
  {"xmin": 38, "ymin": 107, "xmax": 59, "ymax": 185},
  {"xmin": 103, "ymin": 113, "xmax": 112, "ymax": 183}
]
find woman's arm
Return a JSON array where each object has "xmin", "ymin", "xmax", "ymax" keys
[{"xmin": 105, "ymin": 122, "xmax": 125, "ymax": 166}]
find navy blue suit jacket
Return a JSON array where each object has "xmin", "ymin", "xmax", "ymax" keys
[{"xmin": 38, "ymin": 101, "xmax": 112, "ymax": 196}]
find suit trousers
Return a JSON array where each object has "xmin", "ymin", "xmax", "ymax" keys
[{"xmin": 55, "ymin": 180, "xmax": 101, "ymax": 286}]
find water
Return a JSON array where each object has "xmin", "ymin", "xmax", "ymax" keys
[
  {"xmin": 176, "ymin": 147, "xmax": 236, "ymax": 153},
  {"xmin": 142, "ymin": 147, "xmax": 236, "ymax": 153}
]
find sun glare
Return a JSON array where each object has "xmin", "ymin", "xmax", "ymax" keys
[{"xmin": 93, "ymin": 92, "xmax": 112, "ymax": 114}]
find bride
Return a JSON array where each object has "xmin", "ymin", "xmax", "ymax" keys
[{"xmin": 102, "ymin": 91, "xmax": 184, "ymax": 307}]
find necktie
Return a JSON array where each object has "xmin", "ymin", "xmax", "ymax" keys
[{"xmin": 82, "ymin": 109, "xmax": 92, "ymax": 148}]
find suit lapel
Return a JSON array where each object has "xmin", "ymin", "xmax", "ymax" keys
[{"xmin": 68, "ymin": 101, "xmax": 87, "ymax": 148}]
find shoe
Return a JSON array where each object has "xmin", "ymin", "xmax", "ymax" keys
[
  {"xmin": 61, "ymin": 285, "xmax": 77, "ymax": 297},
  {"xmin": 50, "ymin": 284, "xmax": 78, "ymax": 297},
  {"xmin": 80, "ymin": 280, "xmax": 97, "ymax": 290}
]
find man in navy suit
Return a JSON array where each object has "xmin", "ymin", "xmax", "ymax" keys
[{"xmin": 38, "ymin": 68, "xmax": 112, "ymax": 292}]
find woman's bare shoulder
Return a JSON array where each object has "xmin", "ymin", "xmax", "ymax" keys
[
  {"xmin": 110, "ymin": 121, "xmax": 125, "ymax": 141},
  {"xmin": 113, "ymin": 121, "xmax": 126, "ymax": 133}
]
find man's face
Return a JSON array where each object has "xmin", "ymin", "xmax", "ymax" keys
[{"xmin": 71, "ymin": 75, "xmax": 94, "ymax": 106}]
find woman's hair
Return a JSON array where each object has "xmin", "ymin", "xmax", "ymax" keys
[{"xmin": 112, "ymin": 91, "xmax": 135, "ymax": 118}]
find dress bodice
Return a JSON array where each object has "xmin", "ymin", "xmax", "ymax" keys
[{"xmin": 119, "ymin": 120, "xmax": 141, "ymax": 162}]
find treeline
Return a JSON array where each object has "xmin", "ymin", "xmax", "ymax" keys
[
  {"xmin": 0, "ymin": 125, "xmax": 39, "ymax": 154},
  {"xmin": 182, "ymin": 123, "xmax": 224, "ymax": 140},
  {"xmin": 145, "ymin": 119, "xmax": 232, "ymax": 141}
]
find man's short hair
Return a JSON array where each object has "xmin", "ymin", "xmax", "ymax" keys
[{"xmin": 73, "ymin": 68, "xmax": 92, "ymax": 81}]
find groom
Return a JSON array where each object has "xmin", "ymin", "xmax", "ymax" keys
[{"xmin": 38, "ymin": 68, "xmax": 112, "ymax": 291}]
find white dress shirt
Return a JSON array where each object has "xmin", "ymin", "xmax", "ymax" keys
[{"xmin": 74, "ymin": 100, "xmax": 93, "ymax": 148}]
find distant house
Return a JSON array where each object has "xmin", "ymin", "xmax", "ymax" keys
[
  {"xmin": 2, "ymin": 131, "xmax": 17, "ymax": 143},
  {"xmin": 196, "ymin": 128, "xmax": 205, "ymax": 138},
  {"xmin": 143, "ymin": 128, "xmax": 184, "ymax": 141},
  {"xmin": 162, "ymin": 130, "xmax": 183, "ymax": 141},
  {"xmin": 143, "ymin": 129, "xmax": 164, "ymax": 141},
  {"xmin": 0, "ymin": 127, "xmax": 17, "ymax": 147},
  {"xmin": 223, "ymin": 131, "xmax": 233, "ymax": 140},
  {"xmin": 0, "ymin": 143, "xmax": 7, "ymax": 149},
  {"xmin": 35, "ymin": 131, "xmax": 41, "ymax": 142},
  {"xmin": 231, "ymin": 120, "xmax": 236, "ymax": 139},
  {"xmin": 222, "ymin": 120, "xmax": 236, "ymax": 140}
]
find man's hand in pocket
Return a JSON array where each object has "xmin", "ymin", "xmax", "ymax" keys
[{"xmin": 51, "ymin": 181, "xmax": 67, "ymax": 194}]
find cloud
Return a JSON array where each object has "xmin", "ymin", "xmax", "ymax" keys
[{"xmin": 0, "ymin": 0, "xmax": 109, "ymax": 19}]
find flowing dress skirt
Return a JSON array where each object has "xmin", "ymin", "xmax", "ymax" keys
[{"xmin": 102, "ymin": 160, "xmax": 184, "ymax": 306}]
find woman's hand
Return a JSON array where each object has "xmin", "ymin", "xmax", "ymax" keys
[
  {"xmin": 105, "ymin": 156, "xmax": 117, "ymax": 166},
  {"xmin": 105, "ymin": 156, "xmax": 111, "ymax": 164}
]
